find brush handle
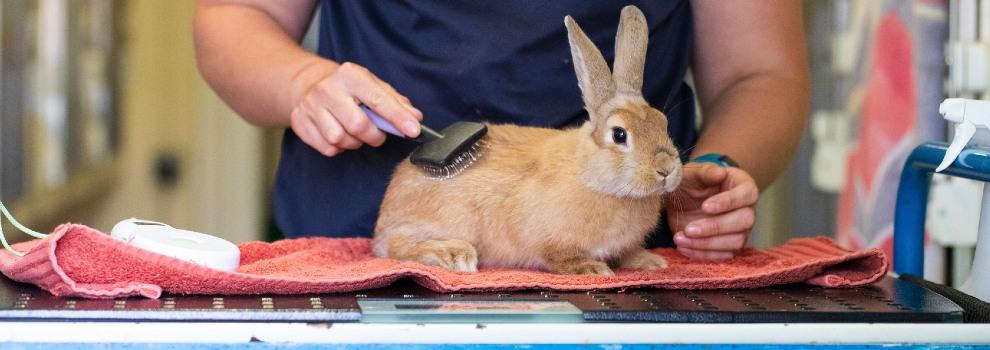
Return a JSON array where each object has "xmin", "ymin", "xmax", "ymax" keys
[
  {"xmin": 362, "ymin": 104, "xmax": 404, "ymax": 136},
  {"xmin": 361, "ymin": 104, "xmax": 444, "ymax": 142}
]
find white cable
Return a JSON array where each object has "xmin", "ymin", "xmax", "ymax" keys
[{"xmin": 0, "ymin": 201, "xmax": 49, "ymax": 257}]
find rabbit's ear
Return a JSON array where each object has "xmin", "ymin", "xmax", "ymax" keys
[
  {"xmin": 612, "ymin": 6, "xmax": 648, "ymax": 96},
  {"xmin": 566, "ymin": 15, "xmax": 615, "ymax": 119}
]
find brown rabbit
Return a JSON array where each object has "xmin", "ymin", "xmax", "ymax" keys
[{"xmin": 373, "ymin": 6, "xmax": 682, "ymax": 275}]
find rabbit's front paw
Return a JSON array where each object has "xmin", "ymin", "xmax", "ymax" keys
[
  {"xmin": 414, "ymin": 239, "xmax": 479, "ymax": 273},
  {"xmin": 554, "ymin": 260, "xmax": 614, "ymax": 276},
  {"xmin": 619, "ymin": 249, "xmax": 668, "ymax": 270}
]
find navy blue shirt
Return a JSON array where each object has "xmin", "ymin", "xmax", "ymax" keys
[{"xmin": 275, "ymin": 1, "xmax": 697, "ymax": 240}]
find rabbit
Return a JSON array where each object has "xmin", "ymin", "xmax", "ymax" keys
[{"xmin": 373, "ymin": 5, "xmax": 682, "ymax": 275}]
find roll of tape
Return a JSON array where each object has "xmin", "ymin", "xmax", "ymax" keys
[{"xmin": 110, "ymin": 218, "xmax": 240, "ymax": 272}]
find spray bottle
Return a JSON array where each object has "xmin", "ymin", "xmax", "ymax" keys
[{"xmin": 936, "ymin": 98, "xmax": 990, "ymax": 302}]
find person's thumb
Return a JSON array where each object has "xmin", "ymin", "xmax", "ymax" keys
[{"xmin": 696, "ymin": 163, "xmax": 728, "ymax": 187}]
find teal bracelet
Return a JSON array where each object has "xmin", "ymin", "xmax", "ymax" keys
[{"xmin": 690, "ymin": 153, "xmax": 738, "ymax": 167}]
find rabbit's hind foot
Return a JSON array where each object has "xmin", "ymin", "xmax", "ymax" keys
[
  {"xmin": 618, "ymin": 248, "xmax": 668, "ymax": 270},
  {"xmin": 406, "ymin": 239, "xmax": 479, "ymax": 273},
  {"xmin": 542, "ymin": 246, "xmax": 615, "ymax": 276}
]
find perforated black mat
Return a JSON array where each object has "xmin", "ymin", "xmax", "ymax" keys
[{"xmin": 0, "ymin": 275, "xmax": 963, "ymax": 323}]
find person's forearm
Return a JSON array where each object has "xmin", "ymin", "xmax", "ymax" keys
[
  {"xmin": 690, "ymin": 72, "xmax": 810, "ymax": 190},
  {"xmin": 194, "ymin": 3, "xmax": 335, "ymax": 128},
  {"xmin": 688, "ymin": 0, "xmax": 809, "ymax": 190}
]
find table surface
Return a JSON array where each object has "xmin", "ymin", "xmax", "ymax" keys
[
  {"xmin": 0, "ymin": 276, "xmax": 965, "ymax": 323},
  {"xmin": 0, "ymin": 275, "xmax": 983, "ymax": 348}
]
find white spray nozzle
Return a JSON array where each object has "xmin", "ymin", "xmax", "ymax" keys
[
  {"xmin": 939, "ymin": 98, "xmax": 967, "ymax": 123},
  {"xmin": 936, "ymin": 98, "xmax": 990, "ymax": 172}
]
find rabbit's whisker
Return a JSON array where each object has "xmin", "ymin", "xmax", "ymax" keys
[
  {"xmin": 678, "ymin": 145, "xmax": 696, "ymax": 155},
  {"xmin": 662, "ymin": 97, "xmax": 692, "ymax": 117}
]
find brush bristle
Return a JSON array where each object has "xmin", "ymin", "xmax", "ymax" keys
[{"xmin": 419, "ymin": 139, "xmax": 488, "ymax": 180}]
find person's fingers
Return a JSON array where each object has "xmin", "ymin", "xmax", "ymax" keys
[
  {"xmin": 698, "ymin": 163, "xmax": 728, "ymax": 187},
  {"xmin": 678, "ymin": 183, "xmax": 722, "ymax": 200},
  {"xmin": 334, "ymin": 62, "xmax": 421, "ymax": 137},
  {"xmin": 677, "ymin": 163, "xmax": 726, "ymax": 194},
  {"xmin": 324, "ymin": 94, "xmax": 387, "ymax": 148},
  {"xmin": 291, "ymin": 107, "xmax": 340, "ymax": 157},
  {"xmin": 677, "ymin": 247, "xmax": 736, "ymax": 260},
  {"xmin": 368, "ymin": 73, "xmax": 411, "ymax": 105},
  {"xmin": 701, "ymin": 175, "xmax": 759, "ymax": 214},
  {"xmin": 372, "ymin": 76, "xmax": 423, "ymax": 121},
  {"xmin": 681, "ymin": 206, "xmax": 756, "ymax": 238},
  {"xmin": 673, "ymin": 229, "xmax": 749, "ymax": 251},
  {"xmin": 303, "ymin": 97, "xmax": 364, "ymax": 150},
  {"xmin": 291, "ymin": 61, "xmax": 419, "ymax": 153}
]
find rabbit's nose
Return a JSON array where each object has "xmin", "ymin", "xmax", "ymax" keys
[{"xmin": 656, "ymin": 170, "xmax": 669, "ymax": 177}]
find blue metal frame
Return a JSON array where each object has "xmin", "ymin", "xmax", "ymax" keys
[{"xmin": 894, "ymin": 142, "xmax": 990, "ymax": 275}]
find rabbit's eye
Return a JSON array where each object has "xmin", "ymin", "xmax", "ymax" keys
[{"xmin": 611, "ymin": 127, "xmax": 627, "ymax": 145}]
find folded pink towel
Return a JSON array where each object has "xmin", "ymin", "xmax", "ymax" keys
[{"xmin": 0, "ymin": 224, "xmax": 886, "ymax": 299}]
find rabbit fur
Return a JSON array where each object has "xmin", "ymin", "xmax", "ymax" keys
[{"xmin": 373, "ymin": 6, "xmax": 683, "ymax": 275}]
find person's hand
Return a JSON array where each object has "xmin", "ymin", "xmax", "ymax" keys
[
  {"xmin": 666, "ymin": 163, "xmax": 759, "ymax": 260},
  {"xmin": 289, "ymin": 61, "xmax": 423, "ymax": 157}
]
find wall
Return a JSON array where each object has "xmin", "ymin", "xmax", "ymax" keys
[{"xmin": 67, "ymin": 1, "xmax": 265, "ymax": 243}]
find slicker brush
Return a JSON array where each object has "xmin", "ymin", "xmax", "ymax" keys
[{"xmin": 361, "ymin": 105, "xmax": 488, "ymax": 179}]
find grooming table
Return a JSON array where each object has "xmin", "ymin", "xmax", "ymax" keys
[
  {"xmin": 2, "ymin": 274, "xmax": 988, "ymax": 348},
  {"xmin": 0, "ymin": 275, "xmax": 963, "ymax": 323}
]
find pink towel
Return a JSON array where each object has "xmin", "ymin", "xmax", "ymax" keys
[{"xmin": 0, "ymin": 224, "xmax": 887, "ymax": 299}]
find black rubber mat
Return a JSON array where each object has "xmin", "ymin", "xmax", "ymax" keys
[
  {"xmin": 900, "ymin": 274, "xmax": 989, "ymax": 323},
  {"xmin": 0, "ymin": 276, "xmax": 361, "ymax": 322},
  {"xmin": 0, "ymin": 275, "xmax": 963, "ymax": 323},
  {"xmin": 594, "ymin": 276, "xmax": 963, "ymax": 322}
]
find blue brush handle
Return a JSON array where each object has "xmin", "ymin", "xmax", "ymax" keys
[{"xmin": 361, "ymin": 104, "xmax": 404, "ymax": 137}]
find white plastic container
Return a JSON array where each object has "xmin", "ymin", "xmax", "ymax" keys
[{"xmin": 110, "ymin": 218, "xmax": 240, "ymax": 272}]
